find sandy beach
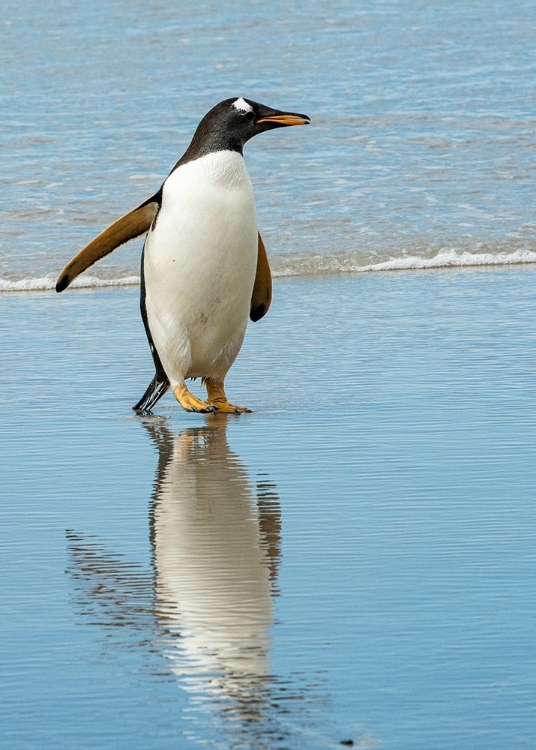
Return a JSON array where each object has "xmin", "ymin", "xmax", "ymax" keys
[{"xmin": 2, "ymin": 267, "xmax": 536, "ymax": 749}]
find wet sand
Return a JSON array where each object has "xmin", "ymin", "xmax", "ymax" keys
[{"xmin": 2, "ymin": 268, "xmax": 536, "ymax": 749}]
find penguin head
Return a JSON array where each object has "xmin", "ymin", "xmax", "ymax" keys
[
  {"xmin": 182, "ymin": 98, "xmax": 310, "ymax": 160},
  {"xmin": 225, "ymin": 97, "xmax": 311, "ymax": 141}
]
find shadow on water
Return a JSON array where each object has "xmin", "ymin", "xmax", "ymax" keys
[{"xmin": 66, "ymin": 417, "xmax": 334, "ymax": 749}]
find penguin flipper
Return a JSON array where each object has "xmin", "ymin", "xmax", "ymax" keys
[
  {"xmin": 55, "ymin": 195, "xmax": 160, "ymax": 293},
  {"xmin": 250, "ymin": 233, "xmax": 272, "ymax": 322}
]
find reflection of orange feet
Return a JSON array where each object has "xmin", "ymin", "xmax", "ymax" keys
[
  {"xmin": 172, "ymin": 384, "xmax": 216, "ymax": 414},
  {"xmin": 205, "ymin": 378, "xmax": 252, "ymax": 414}
]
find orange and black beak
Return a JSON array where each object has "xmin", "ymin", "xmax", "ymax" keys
[{"xmin": 256, "ymin": 107, "xmax": 311, "ymax": 129}]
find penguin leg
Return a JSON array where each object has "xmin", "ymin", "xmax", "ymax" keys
[
  {"xmin": 133, "ymin": 374, "xmax": 170, "ymax": 415},
  {"xmin": 172, "ymin": 383, "xmax": 217, "ymax": 414},
  {"xmin": 205, "ymin": 378, "xmax": 252, "ymax": 414}
]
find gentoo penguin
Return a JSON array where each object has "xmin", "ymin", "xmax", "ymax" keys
[{"xmin": 56, "ymin": 97, "xmax": 310, "ymax": 414}]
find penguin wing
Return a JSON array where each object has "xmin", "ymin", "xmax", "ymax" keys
[
  {"xmin": 56, "ymin": 194, "xmax": 160, "ymax": 292},
  {"xmin": 250, "ymin": 233, "xmax": 272, "ymax": 322}
]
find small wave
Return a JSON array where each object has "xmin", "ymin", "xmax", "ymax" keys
[
  {"xmin": 0, "ymin": 274, "xmax": 140, "ymax": 293},
  {"xmin": 272, "ymin": 247, "xmax": 536, "ymax": 277},
  {"xmin": 362, "ymin": 247, "xmax": 536, "ymax": 273},
  {"xmin": 2, "ymin": 248, "xmax": 536, "ymax": 293}
]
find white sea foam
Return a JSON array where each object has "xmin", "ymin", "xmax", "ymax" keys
[
  {"xmin": 273, "ymin": 247, "xmax": 536, "ymax": 277},
  {"xmin": 360, "ymin": 248, "xmax": 536, "ymax": 273},
  {"xmin": 2, "ymin": 248, "xmax": 536, "ymax": 293},
  {"xmin": 0, "ymin": 274, "xmax": 140, "ymax": 293}
]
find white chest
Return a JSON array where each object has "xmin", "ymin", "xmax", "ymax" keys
[
  {"xmin": 145, "ymin": 150, "xmax": 258, "ymax": 292},
  {"xmin": 149, "ymin": 150, "xmax": 257, "ymax": 266}
]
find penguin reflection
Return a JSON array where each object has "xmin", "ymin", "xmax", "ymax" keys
[
  {"xmin": 148, "ymin": 418, "xmax": 281, "ymax": 717},
  {"xmin": 67, "ymin": 416, "xmax": 281, "ymax": 729}
]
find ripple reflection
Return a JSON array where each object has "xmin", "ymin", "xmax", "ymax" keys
[
  {"xmin": 148, "ymin": 418, "xmax": 282, "ymax": 725},
  {"xmin": 66, "ymin": 417, "xmax": 332, "ymax": 749}
]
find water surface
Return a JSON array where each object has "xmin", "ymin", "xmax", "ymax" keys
[
  {"xmin": 2, "ymin": 270, "xmax": 536, "ymax": 748},
  {"xmin": 2, "ymin": 0, "xmax": 536, "ymax": 289},
  {"xmin": 2, "ymin": 1, "xmax": 536, "ymax": 746}
]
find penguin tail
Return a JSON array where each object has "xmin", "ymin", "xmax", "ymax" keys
[{"xmin": 133, "ymin": 375, "xmax": 170, "ymax": 415}]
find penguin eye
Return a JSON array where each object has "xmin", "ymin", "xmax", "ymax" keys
[{"xmin": 243, "ymin": 110, "xmax": 255, "ymax": 122}]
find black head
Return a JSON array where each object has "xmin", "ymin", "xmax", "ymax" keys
[{"xmin": 177, "ymin": 97, "xmax": 311, "ymax": 165}]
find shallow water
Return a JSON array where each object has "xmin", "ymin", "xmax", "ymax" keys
[
  {"xmin": 2, "ymin": 269, "xmax": 536, "ymax": 748},
  {"xmin": 2, "ymin": 0, "xmax": 536, "ymax": 289}
]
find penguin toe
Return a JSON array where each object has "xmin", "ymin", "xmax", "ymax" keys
[
  {"xmin": 198, "ymin": 404, "xmax": 218, "ymax": 414},
  {"xmin": 210, "ymin": 400, "xmax": 252, "ymax": 414}
]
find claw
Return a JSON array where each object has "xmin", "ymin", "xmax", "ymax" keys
[{"xmin": 210, "ymin": 400, "xmax": 252, "ymax": 414}]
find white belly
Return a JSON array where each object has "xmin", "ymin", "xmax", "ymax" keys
[{"xmin": 144, "ymin": 151, "xmax": 258, "ymax": 383}]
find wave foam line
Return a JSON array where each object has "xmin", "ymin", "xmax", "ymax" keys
[
  {"xmin": 360, "ymin": 247, "xmax": 536, "ymax": 273},
  {"xmin": 2, "ymin": 248, "xmax": 536, "ymax": 293},
  {"xmin": 0, "ymin": 274, "xmax": 140, "ymax": 292},
  {"xmin": 274, "ymin": 247, "xmax": 536, "ymax": 277}
]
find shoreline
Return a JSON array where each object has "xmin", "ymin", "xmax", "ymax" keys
[{"xmin": 2, "ymin": 253, "xmax": 536, "ymax": 295}]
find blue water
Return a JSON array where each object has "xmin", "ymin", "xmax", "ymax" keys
[
  {"xmin": 2, "ymin": 269, "xmax": 536, "ymax": 748},
  {"xmin": 2, "ymin": 1, "xmax": 536, "ymax": 747},
  {"xmin": 2, "ymin": 0, "xmax": 536, "ymax": 288}
]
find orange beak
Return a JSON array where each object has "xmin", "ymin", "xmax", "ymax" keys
[{"xmin": 256, "ymin": 113, "xmax": 311, "ymax": 126}]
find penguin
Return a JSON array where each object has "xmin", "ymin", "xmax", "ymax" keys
[{"xmin": 56, "ymin": 97, "xmax": 310, "ymax": 414}]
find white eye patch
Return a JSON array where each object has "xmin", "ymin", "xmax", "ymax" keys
[{"xmin": 232, "ymin": 97, "xmax": 253, "ymax": 113}]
